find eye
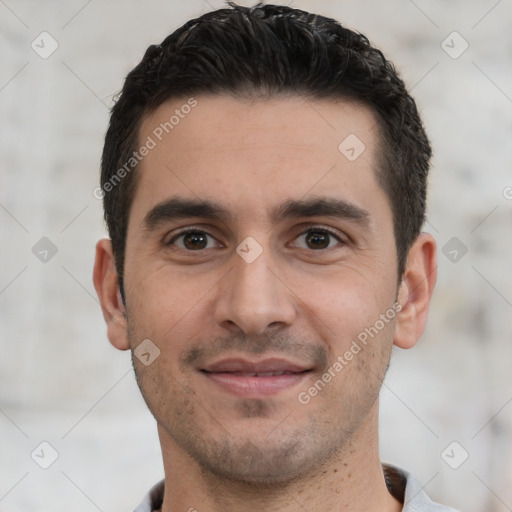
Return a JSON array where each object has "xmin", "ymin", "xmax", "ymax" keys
[
  {"xmin": 293, "ymin": 228, "xmax": 343, "ymax": 250},
  {"xmin": 168, "ymin": 230, "xmax": 219, "ymax": 251}
]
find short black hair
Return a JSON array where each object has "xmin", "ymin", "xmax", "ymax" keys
[{"xmin": 101, "ymin": 2, "xmax": 431, "ymax": 296}]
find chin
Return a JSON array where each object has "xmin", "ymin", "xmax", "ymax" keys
[{"xmin": 188, "ymin": 432, "xmax": 337, "ymax": 487}]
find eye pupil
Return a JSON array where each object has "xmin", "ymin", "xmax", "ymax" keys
[
  {"xmin": 184, "ymin": 232, "xmax": 207, "ymax": 250},
  {"xmin": 306, "ymin": 231, "xmax": 330, "ymax": 249}
]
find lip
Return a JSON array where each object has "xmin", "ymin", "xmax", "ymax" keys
[
  {"xmin": 200, "ymin": 357, "xmax": 311, "ymax": 398},
  {"xmin": 203, "ymin": 357, "xmax": 310, "ymax": 373}
]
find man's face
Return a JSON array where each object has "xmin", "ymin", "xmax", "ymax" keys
[{"xmin": 123, "ymin": 95, "xmax": 399, "ymax": 484}]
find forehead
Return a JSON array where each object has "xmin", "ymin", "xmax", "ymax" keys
[{"xmin": 130, "ymin": 95, "xmax": 387, "ymax": 226}]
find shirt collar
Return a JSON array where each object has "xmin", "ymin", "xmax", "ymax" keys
[{"xmin": 134, "ymin": 464, "xmax": 458, "ymax": 512}]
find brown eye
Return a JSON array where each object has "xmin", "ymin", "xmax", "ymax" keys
[
  {"xmin": 294, "ymin": 228, "xmax": 342, "ymax": 250},
  {"xmin": 169, "ymin": 231, "xmax": 217, "ymax": 250},
  {"xmin": 183, "ymin": 232, "xmax": 208, "ymax": 250},
  {"xmin": 305, "ymin": 231, "xmax": 331, "ymax": 249}
]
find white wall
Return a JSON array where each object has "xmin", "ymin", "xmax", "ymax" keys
[{"xmin": 1, "ymin": 1, "xmax": 511, "ymax": 510}]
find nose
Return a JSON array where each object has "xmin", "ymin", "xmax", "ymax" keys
[{"xmin": 213, "ymin": 247, "xmax": 297, "ymax": 335}]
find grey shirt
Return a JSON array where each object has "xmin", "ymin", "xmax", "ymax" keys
[{"xmin": 134, "ymin": 464, "xmax": 459, "ymax": 512}]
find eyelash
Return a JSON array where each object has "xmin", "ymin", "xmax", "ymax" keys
[
  {"xmin": 167, "ymin": 229, "xmax": 221, "ymax": 250},
  {"xmin": 166, "ymin": 226, "xmax": 346, "ymax": 251},
  {"xmin": 292, "ymin": 226, "xmax": 345, "ymax": 249}
]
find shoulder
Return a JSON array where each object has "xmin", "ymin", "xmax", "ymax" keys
[
  {"xmin": 383, "ymin": 463, "xmax": 459, "ymax": 512},
  {"xmin": 133, "ymin": 480, "xmax": 165, "ymax": 512}
]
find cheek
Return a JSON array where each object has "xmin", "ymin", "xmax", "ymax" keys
[
  {"xmin": 125, "ymin": 262, "xmax": 221, "ymax": 348},
  {"xmin": 291, "ymin": 265, "xmax": 395, "ymax": 343}
]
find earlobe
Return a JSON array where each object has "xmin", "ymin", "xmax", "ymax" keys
[
  {"xmin": 92, "ymin": 239, "xmax": 130, "ymax": 351},
  {"xmin": 393, "ymin": 233, "xmax": 437, "ymax": 349}
]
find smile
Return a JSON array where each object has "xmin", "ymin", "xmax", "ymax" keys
[{"xmin": 200, "ymin": 358, "xmax": 312, "ymax": 397}]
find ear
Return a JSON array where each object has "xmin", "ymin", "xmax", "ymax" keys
[
  {"xmin": 394, "ymin": 233, "xmax": 437, "ymax": 349},
  {"xmin": 93, "ymin": 238, "xmax": 130, "ymax": 351}
]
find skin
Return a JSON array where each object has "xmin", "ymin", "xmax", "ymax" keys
[{"xmin": 94, "ymin": 95, "xmax": 437, "ymax": 512}]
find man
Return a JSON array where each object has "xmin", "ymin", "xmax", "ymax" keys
[{"xmin": 93, "ymin": 3, "xmax": 457, "ymax": 511}]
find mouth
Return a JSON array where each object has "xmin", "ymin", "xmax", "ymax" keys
[{"xmin": 200, "ymin": 358, "xmax": 312, "ymax": 397}]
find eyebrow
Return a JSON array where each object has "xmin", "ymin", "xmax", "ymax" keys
[
  {"xmin": 272, "ymin": 197, "xmax": 370, "ymax": 226},
  {"xmin": 143, "ymin": 196, "xmax": 370, "ymax": 231},
  {"xmin": 143, "ymin": 198, "xmax": 232, "ymax": 231}
]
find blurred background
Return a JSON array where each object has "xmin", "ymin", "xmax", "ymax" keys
[{"xmin": 1, "ymin": 0, "xmax": 511, "ymax": 510}]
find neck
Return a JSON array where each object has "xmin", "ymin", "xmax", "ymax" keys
[{"xmin": 158, "ymin": 406, "xmax": 401, "ymax": 512}]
